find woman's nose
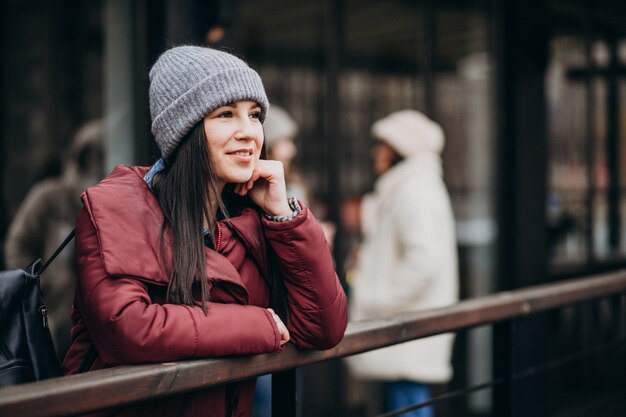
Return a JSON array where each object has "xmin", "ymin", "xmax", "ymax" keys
[{"xmin": 234, "ymin": 116, "xmax": 258, "ymax": 140}]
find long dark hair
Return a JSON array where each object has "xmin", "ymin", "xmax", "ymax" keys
[
  {"xmin": 152, "ymin": 122, "xmax": 227, "ymax": 312},
  {"xmin": 152, "ymin": 121, "xmax": 288, "ymax": 320}
]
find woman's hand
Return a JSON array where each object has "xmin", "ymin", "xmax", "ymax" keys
[
  {"xmin": 234, "ymin": 159, "xmax": 292, "ymax": 217},
  {"xmin": 267, "ymin": 308, "xmax": 290, "ymax": 346}
]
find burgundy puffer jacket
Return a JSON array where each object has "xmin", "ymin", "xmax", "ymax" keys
[{"xmin": 62, "ymin": 165, "xmax": 348, "ymax": 417}]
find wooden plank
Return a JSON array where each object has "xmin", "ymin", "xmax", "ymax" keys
[{"xmin": 0, "ymin": 271, "xmax": 625, "ymax": 417}]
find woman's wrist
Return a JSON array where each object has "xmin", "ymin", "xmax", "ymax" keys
[
  {"xmin": 264, "ymin": 197, "xmax": 302, "ymax": 222},
  {"xmin": 265, "ymin": 202, "xmax": 292, "ymax": 218}
]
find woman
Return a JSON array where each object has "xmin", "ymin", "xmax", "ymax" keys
[
  {"xmin": 62, "ymin": 46, "xmax": 348, "ymax": 417},
  {"xmin": 346, "ymin": 110, "xmax": 458, "ymax": 417}
]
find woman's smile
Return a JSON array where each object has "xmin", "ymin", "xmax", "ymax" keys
[{"xmin": 226, "ymin": 148, "xmax": 255, "ymax": 162}]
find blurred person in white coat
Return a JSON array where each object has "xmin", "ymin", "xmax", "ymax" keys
[{"xmin": 346, "ymin": 110, "xmax": 459, "ymax": 417}]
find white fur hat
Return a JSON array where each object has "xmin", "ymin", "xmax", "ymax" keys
[
  {"xmin": 263, "ymin": 105, "xmax": 298, "ymax": 147},
  {"xmin": 371, "ymin": 110, "xmax": 444, "ymax": 157}
]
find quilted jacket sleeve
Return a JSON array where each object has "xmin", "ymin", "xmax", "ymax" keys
[
  {"xmin": 74, "ymin": 209, "xmax": 281, "ymax": 366},
  {"xmin": 262, "ymin": 205, "xmax": 348, "ymax": 350}
]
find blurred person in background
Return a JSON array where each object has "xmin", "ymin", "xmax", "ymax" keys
[
  {"xmin": 346, "ymin": 110, "xmax": 459, "ymax": 417},
  {"xmin": 264, "ymin": 104, "xmax": 336, "ymax": 248},
  {"xmin": 263, "ymin": 105, "xmax": 311, "ymax": 205},
  {"xmin": 4, "ymin": 119, "xmax": 106, "ymax": 359}
]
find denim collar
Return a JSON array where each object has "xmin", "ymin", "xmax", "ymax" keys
[{"xmin": 143, "ymin": 158, "xmax": 166, "ymax": 190}]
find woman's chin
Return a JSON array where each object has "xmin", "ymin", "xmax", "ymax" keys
[{"xmin": 224, "ymin": 172, "xmax": 254, "ymax": 185}]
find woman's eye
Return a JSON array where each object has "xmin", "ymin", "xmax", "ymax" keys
[
  {"xmin": 250, "ymin": 111, "xmax": 262, "ymax": 120},
  {"xmin": 217, "ymin": 111, "xmax": 232, "ymax": 118}
]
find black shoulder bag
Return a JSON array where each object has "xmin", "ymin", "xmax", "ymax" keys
[{"xmin": 0, "ymin": 230, "xmax": 75, "ymax": 387}]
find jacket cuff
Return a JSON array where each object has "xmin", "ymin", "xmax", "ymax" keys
[
  {"xmin": 263, "ymin": 197, "xmax": 302, "ymax": 222},
  {"xmin": 261, "ymin": 202, "xmax": 309, "ymax": 232}
]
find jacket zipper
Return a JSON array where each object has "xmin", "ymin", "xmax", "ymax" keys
[
  {"xmin": 40, "ymin": 305, "xmax": 49, "ymax": 328},
  {"xmin": 215, "ymin": 223, "xmax": 222, "ymax": 252}
]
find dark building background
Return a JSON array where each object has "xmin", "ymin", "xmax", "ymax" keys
[
  {"xmin": 2, "ymin": 0, "xmax": 104, "ymax": 241},
  {"xmin": 1, "ymin": 0, "xmax": 625, "ymax": 416}
]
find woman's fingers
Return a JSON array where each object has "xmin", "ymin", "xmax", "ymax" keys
[
  {"xmin": 249, "ymin": 161, "xmax": 290, "ymax": 215},
  {"xmin": 267, "ymin": 308, "xmax": 290, "ymax": 346},
  {"xmin": 234, "ymin": 170, "xmax": 261, "ymax": 196},
  {"xmin": 234, "ymin": 175, "xmax": 258, "ymax": 196},
  {"xmin": 277, "ymin": 319, "xmax": 290, "ymax": 345},
  {"xmin": 232, "ymin": 160, "xmax": 290, "ymax": 216}
]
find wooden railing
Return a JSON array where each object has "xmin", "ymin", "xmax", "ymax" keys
[{"xmin": 1, "ymin": 270, "xmax": 626, "ymax": 417}]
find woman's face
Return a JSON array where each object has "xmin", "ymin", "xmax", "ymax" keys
[
  {"xmin": 371, "ymin": 141, "xmax": 397, "ymax": 176},
  {"xmin": 203, "ymin": 100, "xmax": 264, "ymax": 186}
]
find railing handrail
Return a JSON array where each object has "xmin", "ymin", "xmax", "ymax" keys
[{"xmin": 2, "ymin": 270, "xmax": 626, "ymax": 417}]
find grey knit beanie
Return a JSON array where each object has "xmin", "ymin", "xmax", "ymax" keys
[{"xmin": 149, "ymin": 46, "xmax": 269, "ymax": 158}]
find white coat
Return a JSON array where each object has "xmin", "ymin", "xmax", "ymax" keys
[{"xmin": 346, "ymin": 153, "xmax": 459, "ymax": 384}]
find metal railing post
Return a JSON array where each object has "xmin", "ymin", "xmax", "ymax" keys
[{"xmin": 271, "ymin": 368, "xmax": 301, "ymax": 417}]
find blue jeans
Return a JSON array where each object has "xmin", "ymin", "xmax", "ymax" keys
[
  {"xmin": 252, "ymin": 374, "xmax": 271, "ymax": 417},
  {"xmin": 386, "ymin": 381, "xmax": 434, "ymax": 417}
]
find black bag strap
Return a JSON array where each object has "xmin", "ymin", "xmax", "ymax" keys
[
  {"xmin": 37, "ymin": 229, "xmax": 76, "ymax": 276},
  {"xmin": 36, "ymin": 227, "xmax": 97, "ymax": 372}
]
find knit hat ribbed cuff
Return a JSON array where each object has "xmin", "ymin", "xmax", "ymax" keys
[{"xmin": 151, "ymin": 66, "xmax": 268, "ymax": 158}]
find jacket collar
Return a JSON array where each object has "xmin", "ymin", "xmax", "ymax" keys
[{"xmin": 81, "ymin": 165, "xmax": 251, "ymax": 301}]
